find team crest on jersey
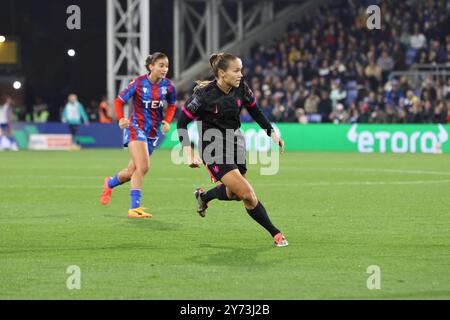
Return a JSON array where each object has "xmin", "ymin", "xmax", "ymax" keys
[
  {"xmin": 161, "ymin": 87, "xmax": 167, "ymax": 95},
  {"xmin": 143, "ymin": 87, "xmax": 148, "ymax": 93}
]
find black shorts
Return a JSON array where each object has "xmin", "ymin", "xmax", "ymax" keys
[
  {"xmin": 204, "ymin": 162, "xmax": 247, "ymax": 183},
  {"xmin": 200, "ymin": 129, "xmax": 247, "ymax": 182}
]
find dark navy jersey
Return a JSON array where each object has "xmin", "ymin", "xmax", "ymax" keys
[
  {"xmin": 180, "ymin": 79, "xmax": 271, "ymax": 133},
  {"xmin": 177, "ymin": 79, "xmax": 273, "ymax": 153}
]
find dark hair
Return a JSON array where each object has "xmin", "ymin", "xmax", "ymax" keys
[
  {"xmin": 209, "ymin": 53, "xmax": 237, "ymax": 77},
  {"xmin": 145, "ymin": 52, "xmax": 168, "ymax": 72},
  {"xmin": 194, "ymin": 52, "xmax": 238, "ymax": 91}
]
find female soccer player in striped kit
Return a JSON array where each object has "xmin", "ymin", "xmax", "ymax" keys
[
  {"xmin": 100, "ymin": 52, "xmax": 177, "ymax": 218},
  {"xmin": 177, "ymin": 53, "xmax": 288, "ymax": 247}
]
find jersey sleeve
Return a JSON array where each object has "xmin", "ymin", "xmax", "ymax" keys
[
  {"xmin": 177, "ymin": 91, "xmax": 205, "ymax": 147},
  {"xmin": 181, "ymin": 91, "xmax": 204, "ymax": 120},
  {"xmin": 163, "ymin": 81, "xmax": 177, "ymax": 123},
  {"xmin": 242, "ymin": 81, "xmax": 257, "ymax": 108},
  {"xmin": 242, "ymin": 81, "xmax": 273, "ymax": 136},
  {"xmin": 118, "ymin": 79, "xmax": 138, "ymax": 103},
  {"xmin": 166, "ymin": 81, "xmax": 177, "ymax": 105}
]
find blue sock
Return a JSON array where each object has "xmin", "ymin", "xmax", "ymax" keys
[
  {"xmin": 108, "ymin": 174, "xmax": 122, "ymax": 189},
  {"xmin": 130, "ymin": 189, "xmax": 142, "ymax": 209}
]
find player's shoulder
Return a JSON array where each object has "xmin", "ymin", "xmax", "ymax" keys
[
  {"xmin": 162, "ymin": 77, "xmax": 174, "ymax": 85},
  {"xmin": 193, "ymin": 80, "xmax": 217, "ymax": 99},
  {"xmin": 128, "ymin": 74, "xmax": 147, "ymax": 86}
]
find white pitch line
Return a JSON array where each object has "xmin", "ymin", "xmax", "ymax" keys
[
  {"xmin": 281, "ymin": 167, "xmax": 450, "ymax": 176},
  {"xmin": 254, "ymin": 180, "xmax": 450, "ymax": 187}
]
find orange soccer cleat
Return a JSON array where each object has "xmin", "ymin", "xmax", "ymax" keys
[{"xmin": 127, "ymin": 207, "xmax": 152, "ymax": 218}]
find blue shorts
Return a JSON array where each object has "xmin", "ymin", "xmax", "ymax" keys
[{"xmin": 123, "ymin": 126, "xmax": 162, "ymax": 156}]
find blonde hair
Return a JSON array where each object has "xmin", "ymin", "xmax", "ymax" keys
[{"xmin": 194, "ymin": 52, "xmax": 238, "ymax": 91}]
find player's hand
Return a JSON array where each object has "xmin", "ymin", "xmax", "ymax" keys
[
  {"xmin": 161, "ymin": 120, "xmax": 170, "ymax": 134},
  {"xmin": 271, "ymin": 132, "xmax": 285, "ymax": 154},
  {"xmin": 119, "ymin": 118, "xmax": 130, "ymax": 129}
]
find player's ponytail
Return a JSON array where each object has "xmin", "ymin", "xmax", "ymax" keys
[
  {"xmin": 194, "ymin": 52, "xmax": 238, "ymax": 92},
  {"xmin": 145, "ymin": 52, "xmax": 168, "ymax": 72}
]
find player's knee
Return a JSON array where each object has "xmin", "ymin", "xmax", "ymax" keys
[
  {"xmin": 124, "ymin": 169, "xmax": 134, "ymax": 180},
  {"xmin": 239, "ymin": 188, "xmax": 257, "ymax": 204},
  {"xmin": 229, "ymin": 193, "xmax": 241, "ymax": 201},
  {"xmin": 135, "ymin": 163, "xmax": 149, "ymax": 175},
  {"xmin": 226, "ymin": 188, "xmax": 241, "ymax": 201}
]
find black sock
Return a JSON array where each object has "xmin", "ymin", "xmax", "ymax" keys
[
  {"xmin": 246, "ymin": 201, "xmax": 280, "ymax": 237},
  {"xmin": 201, "ymin": 184, "xmax": 231, "ymax": 203}
]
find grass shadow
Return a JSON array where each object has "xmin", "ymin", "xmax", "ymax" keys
[{"xmin": 187, "ymin": 243, "xmax": 275, "ymax": 269}]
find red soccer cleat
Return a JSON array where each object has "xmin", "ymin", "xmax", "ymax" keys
[
  {"xmin": 100, "ymin": 176, "xmax": 113, "ymax": 205},
  {"xmin": 274, "ymin": 233, "xmax": 289, "ymax": 247}
]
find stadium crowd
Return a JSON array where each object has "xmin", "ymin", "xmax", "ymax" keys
[{"xmin": 240, "ymin": 0, "xmax": 450, "ymax": 124}]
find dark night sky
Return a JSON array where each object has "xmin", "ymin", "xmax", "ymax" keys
[{"xmin": 0, "ymin": 0, "xmax": 173, "ymax": 120}]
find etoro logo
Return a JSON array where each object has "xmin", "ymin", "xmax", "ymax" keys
[{"xmin": 347, "ymin": 124, "xmax": 448, "ymax": 153}]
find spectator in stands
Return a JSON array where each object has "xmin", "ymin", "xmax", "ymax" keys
[
  {"xmin": 365, "ymin": 57, "xmax": 382, "ymax": 91},
  {"xmin": 399, "ymin": 76, "xmax": 412, "ymax": 94},
  {"xmin": 317, "ymin": 90, "xmax": 332, "ymax": 123},
  {"xmin": 357, "ymin": 103, "xmax": 371, "ymax": 123},
  {"xmin": 62, "ymin": 93, "xmax": 89, "ymax": 150},
  {"xmin": 404, "ymin": 90, "xmax": 419, "ymax": 112},
  {"xmin": 348, "ymin": 103, "xmax": 359, "ymax": 124},
  {"xmin": 329, "ymin": 103, "xmax": 349, "ymax": 124},
  {"xmin": 422, "ymin": 100, "xmax": 435, "ymax": 123},
  {"xmin": 433, "ymin": 100, "xmax": 447, "ymax": 124},
  {"xmin": 446, "ymin": 100, "xmax": 450, "ymax": 123},
  {"xmin": 295, "ymin": 108, "xmax": 308, "ymax": 124},
  {"xmin": 370, "ymin": 105, "xmax": 387, "ymax": 124},
  {"xmin": 385, "ymin": 80, "xmax": 405, "ymax": 108},
  {"xmin": 241, "ymin": 0, "xmax": 448, "ymax": 124},
  {"xmin": 421, "ymin": 75, "xmax": 438, "ymax": 103},
  {"xmin": 98, "ymin": 96, "xmax": 113, "ymax": 124},
  {"xmin": 392, "ymin": 43, "xmax": 407, "ymax": 70},
  {"xmin": 303, "ymin": 91, "xmax": 320, "ymax": 115},
  {"xmin": 32, "ymin": 96, "xmax": 49, "ymax": 123},
  {"xmin": 407, "ymin": 100, "xmax": 424, "ymax": 123},
  {"xmin": 385, "ymin": 104, "xmax": 398, "ymax": 123},
  {"xmin": 377, "ymin": 50, "xmax": 395, "ymax": 83},
  {"xmin": 443, "ymin": 78, "xmax": 450, "ymax": 100},
  {"xmin": 410, "ymin": 23, "xmax": 427, "ymax": 50},
  {"xmin": 330, "ymin": 79, "xmax": 347, "ymax": 109}
]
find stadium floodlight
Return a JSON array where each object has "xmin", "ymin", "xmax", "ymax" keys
[
  {"xmin": 13, "ymin": 81, "xmax": 22, "ymax": 89},
  {"xmin": 0, "ymin": 35, "xmax": 6, "ymax": 43},
  {"xmin": 67, "ymin": 49, "xmax": 76, "ymax": 57}
]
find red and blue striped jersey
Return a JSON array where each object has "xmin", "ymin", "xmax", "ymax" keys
[{"xmin": 118, "ymin": 75, "xmax": 176, "ymax": 138}]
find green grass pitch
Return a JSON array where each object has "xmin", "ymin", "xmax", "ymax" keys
[{"xmin": 0, "ymin": 149, "xmax": 449, "ymax": 299}]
